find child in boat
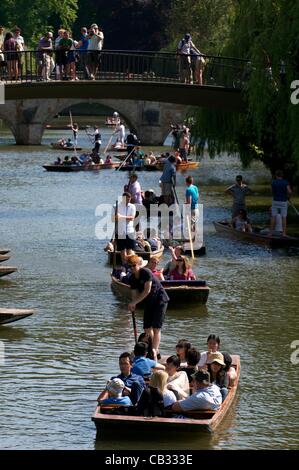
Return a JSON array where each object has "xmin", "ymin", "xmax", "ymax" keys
[
  {"xmin": 169, "ymin": 255, "xmax": 196, "ymax": 281},
  {"xmin": 232, "ymin": 209, "xmax": 252, "ymax": 232},
  {"xmin": 178, "ymin": 347, "xmax": 201, "ymax": 383},
  {"xmin": 165, "ymin": 355, "xmax": 190, "ymax": 399},
  {"xmin": 137, "ymin": 370, "xmax": 177, "ymax": 417},
  {"xmin": 207, "ymin": 352, "xmax": 229, "ymax": 401},
  {"xmin": 222, "ymin": 352, "xmax": 237, "ymax": 387},
  {"xmin": 137, "ymin": 332, "xmax": 157, "ymax": 361},
  {"xmin": 132, "ymin": 342, "xmax": 165, "ymax": 378},
  {"xmin": 175, "ymin": 339, "xmax": 192, "ymax": 367},
  {"xmin": 198, "ymin": 334, "xmax": 221, "ymax": 368},
  {"xmin": 99, "ymin": 378, "xmax": 133, "ymax": 406},
  {"xmin": 105, "ymin": 155, "xmax": 112, "ymax": 164}
]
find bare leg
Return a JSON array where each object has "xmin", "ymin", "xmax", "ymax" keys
[
  {"xmin": 282, "ymin": 217, "xmax": 287, "ymax": 237},
  {"xmin": 152, "ymin": 328, "xmax": 161, "ymax": 355}
]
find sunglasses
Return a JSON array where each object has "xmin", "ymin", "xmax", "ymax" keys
[
  {"xmin": 130, "ymin": 264, "xmax": 138, "ymax": 268},
  {"xmin": 176, "ymin": 344, "xmax": 184, "ymax": 348}
]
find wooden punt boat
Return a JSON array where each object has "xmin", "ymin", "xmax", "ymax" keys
[
  {"xmin": 0, "ymin": 255, "xmax": 10, "ymax": 263},
  {"xmin": 50, "ymin": 143, "xmax": 83, "ymax": 151},
  {"xmin": 153, "ymin": 161, "xmax": 200, "ymax": 171},
  {"xmin": 107, "ymin": 146, "xmax": 127, "ymax": 153},
  {"xmin": 0, "ymin": 308, "xmax": 34, "ymax": 325},
  {"xmin": 118, "ymin": 165, "xmax": 145, "ymax": 172},
  {"xmin": 214, "ymin": 220, "xmax": 299, "ymax": 248},
  {"xmin": 107, "ymin": 246, "xmax": 164, "ymax": 265},
  {"xmin": 92, "ymin": 355, "xmax": 240, "ymax": 433},
  {"xmin": 0, "ymin": 249, "xmax": 10, "ymax": 255},
  {"xmin": 43, "ymin": 162, "xmax": 120, "ymax": 172},
  {"xmin": 111, "ymin": 275, "xmax": 210, "ymax": 304},
  {"xmin": 0, "ymin": 266, "xmax": 17, "ymax": 278}
]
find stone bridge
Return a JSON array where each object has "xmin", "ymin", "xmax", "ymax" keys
[{"xmin": 0, "ymin": 81, "xmax": 244, "ymax": 145}]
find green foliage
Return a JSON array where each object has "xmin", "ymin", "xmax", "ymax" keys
[
  {"xmin": 0, "ymin": 0, "xmax": 78, "ymax": 46},
  {"xmin": 165, "ymin": 0, "xmax": 236, "ymax": 54},
  {"xmin": 189, "ymin": 0, "xmax": 299, "ymax": 183}
]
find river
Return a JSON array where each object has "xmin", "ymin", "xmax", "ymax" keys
[{"xmin": 0, "ymin": 126, "xmax": 298, "ymax": 450}]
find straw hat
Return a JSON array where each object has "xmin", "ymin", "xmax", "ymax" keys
[{"xmin": 206, "ymin": 352, "xmax": 225, "ymax": 366}]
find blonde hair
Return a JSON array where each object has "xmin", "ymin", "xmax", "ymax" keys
[{"xmin": 150, "ymin": 370, "xmax": 168, "ymax": 394}]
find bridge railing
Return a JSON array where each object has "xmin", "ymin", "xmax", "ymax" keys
[{"xmin": 0, "ymin": 49, "xmax": 249, "ymax": 89}]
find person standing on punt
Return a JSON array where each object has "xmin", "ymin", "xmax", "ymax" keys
[
  {"xmin": 269, "ymin": 170, "xmax": 292, "ymax": 237},
  {"xmin": 226, "ymin": 175, "xmax": 252, "ymax": 218},
  {"xmin": 160, "ymin": 155, "xmax": 177, "ymax": 206},
  {"xmin": 127, "ymin": 254, "xmax": 169, "ymax": 358}
]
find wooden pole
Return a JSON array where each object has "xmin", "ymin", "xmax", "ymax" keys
[{"xmin": 186, "ymin": 214, "xmax": 195, "ymax": 260}]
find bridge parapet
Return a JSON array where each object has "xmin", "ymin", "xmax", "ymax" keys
[{"xmin": 0, "ymin": 49, "xmax": 249, "ymax": 89}]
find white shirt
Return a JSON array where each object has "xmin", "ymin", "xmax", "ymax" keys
[
  {"xmin": 88, "ymin": 32, "xmax": 104, "ymax": 51},
  {"xmin": 163, "ymin": 389, "xmax": 177, "ymax": 408},
  {"xmin": 117, "ymin": 202, "xmax": 136, "ymax": 235},
  {"xmin": 14, "ymin": 35, "xmax": 24, "ymax": 51},
  {"xmin": 180, "ymin": 384, "xmax": 222, "ymax": 411},
  {"xmin": 167, "ymin": 371, "xmax": 190, "ymax": 399}
]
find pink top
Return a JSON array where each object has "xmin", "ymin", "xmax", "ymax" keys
[{"xmin": 169, "ymin": 268, "xmax": 195, "ymax": 281}]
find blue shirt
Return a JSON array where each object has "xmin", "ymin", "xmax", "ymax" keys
[
  {"xmin": 113, "ymin": 372, "xmax": 145, "ymax": 391},
  {"xmin": 79, "ymin": 34, "xmax": 89, "ymax": 51},
  {"xmin": 132, "ymin": 356, "xmax": 157, "ymax": 377},
  {"xmin": 100, "ymin": 396, "xmax": 132, "ymax": 406},
  {"xmin": 272, "ymin": 178, "xmax": 289, "ymax": 202},
  {"xmin": 160, "ymin": 159, "xmax": 176, "ymax": 184},
  {"xmin": 185, "ymin": 184, "xmax": 199, "ymax": 209}
]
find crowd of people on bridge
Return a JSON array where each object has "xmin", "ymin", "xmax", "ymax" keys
[{"xmin": 0, "ymin": 23, "xmax": 206, "ymax": 83}]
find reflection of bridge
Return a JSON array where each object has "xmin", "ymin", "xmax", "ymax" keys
[{"xmin": 0, "ymin": 50, "xmax": 247, "ymax": 145}]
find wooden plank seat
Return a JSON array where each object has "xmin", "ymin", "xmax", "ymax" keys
[{"xmin": 164, "ymin": 408, "xmax": 217, "ymax": 419}]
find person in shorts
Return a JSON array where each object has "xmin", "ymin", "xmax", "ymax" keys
[
  {"xmin": 128, "ymin": 254, "xmax": 169, "ymax": 357},
  {"xmin": 270, "ymin": 170, "xmax": 292, "ymax": 237}
]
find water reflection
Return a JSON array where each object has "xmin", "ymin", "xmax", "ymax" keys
[{"xmin": 0, "ymin": 130, "xmax": 299, "ymax": 449}]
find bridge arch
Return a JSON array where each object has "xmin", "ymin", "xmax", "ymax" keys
[{"xmin": 0, "ymin": 97, "xmax": 188, "ymax": 146}]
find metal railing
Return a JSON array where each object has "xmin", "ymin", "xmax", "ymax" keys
[{"xmin": 0, "ymin": 49, "xmax": 249, "ymax": 89}]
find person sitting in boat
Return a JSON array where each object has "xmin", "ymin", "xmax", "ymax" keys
[
  {"xmin": 98, "ymin": 377, "xmax": 133, "ymax": 407},
  {"xmin": 165, "ymin": 355, "xmax": 190, "ymax": 399},
  {"xmin": 138, "ymin": 332, "xmax": 157, "ymax": 361},
  {"xmin": 63, "ymin": 156, "xmax": 72, "ymax": 165},
  {"xmin": 79, "ymin": 153, "xmax": 90, "ymax": 164},
  {"xmin": 132, "ymin": 342, "xmax": 165, "ymax": 379},
  {"xmin": 178, "ymin": 347, "xmax": 201, "ymax": 383},
  {"xmin": 146, "ymin": 228, "xmax": 162, "ymax": 252},
  {"xmin": 169, "ymin": 255, "xmax": 196, "ymax": 281},
  {"xmin": 162, "ymin": 245, "xmax": 185, "ymax": 278},
  {"xmin": 54, "ymin": 157, "xmax": 62, "ymax": 165},
  {"xmin": 137, "ymin": 370, "xmax": 177, "ymax": 417},
  {"xmin": 105, "ymin": 155, "xmax": 113, "ymax": 164},
  {"xmin": 98, "ymin": 352, "xmax": 146, "ymax": 405},
  {"xmin": 134, "ymin": 232, "xmax": 151, "ymax": 253},
  {"xmin": 175, "ymin": 339, "xmax": 192, "ymax": 367},
  {"xmin": 147, "ymin": 256, "xmax": 164, "ymax": 281},
  {"xmin": 231, "ymin": 209, "xmax": 252, "ymax": 233},
  {"xmin": 222, "ymin": 352, "xmax": 237, "ymax": 388},
  {"xmin": 57, "ymin": 138, "xmax": 66, "ymax": 147},
  {"xmin": 171, "ymin": 369, "xmax": 222, "ymax": 413},
  {"xmin": 207, "ymin": 352, "xmax": 229, "ymax": 401},
  {"xmin": 91, "ymin": 151, "xmax": 100, "ymax": 164},
  {"xmin": 65, "ymin": 138, "xmax": 73, "ymax": 148},
  {"xmin": 71, "ymin": 155, "xmax": 81, "ymax": 166},
  {"xmin": 198, "ymin": 334, "xmax": 221, "ymax": 368}
]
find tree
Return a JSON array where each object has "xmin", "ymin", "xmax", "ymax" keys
[
  {"xmin": 189, "ymin": 0, "xmax": 299, "ymax": 183},
  {"xmin": 0, "ymin": 0, "xmax": 78, "ymax": 45}
]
